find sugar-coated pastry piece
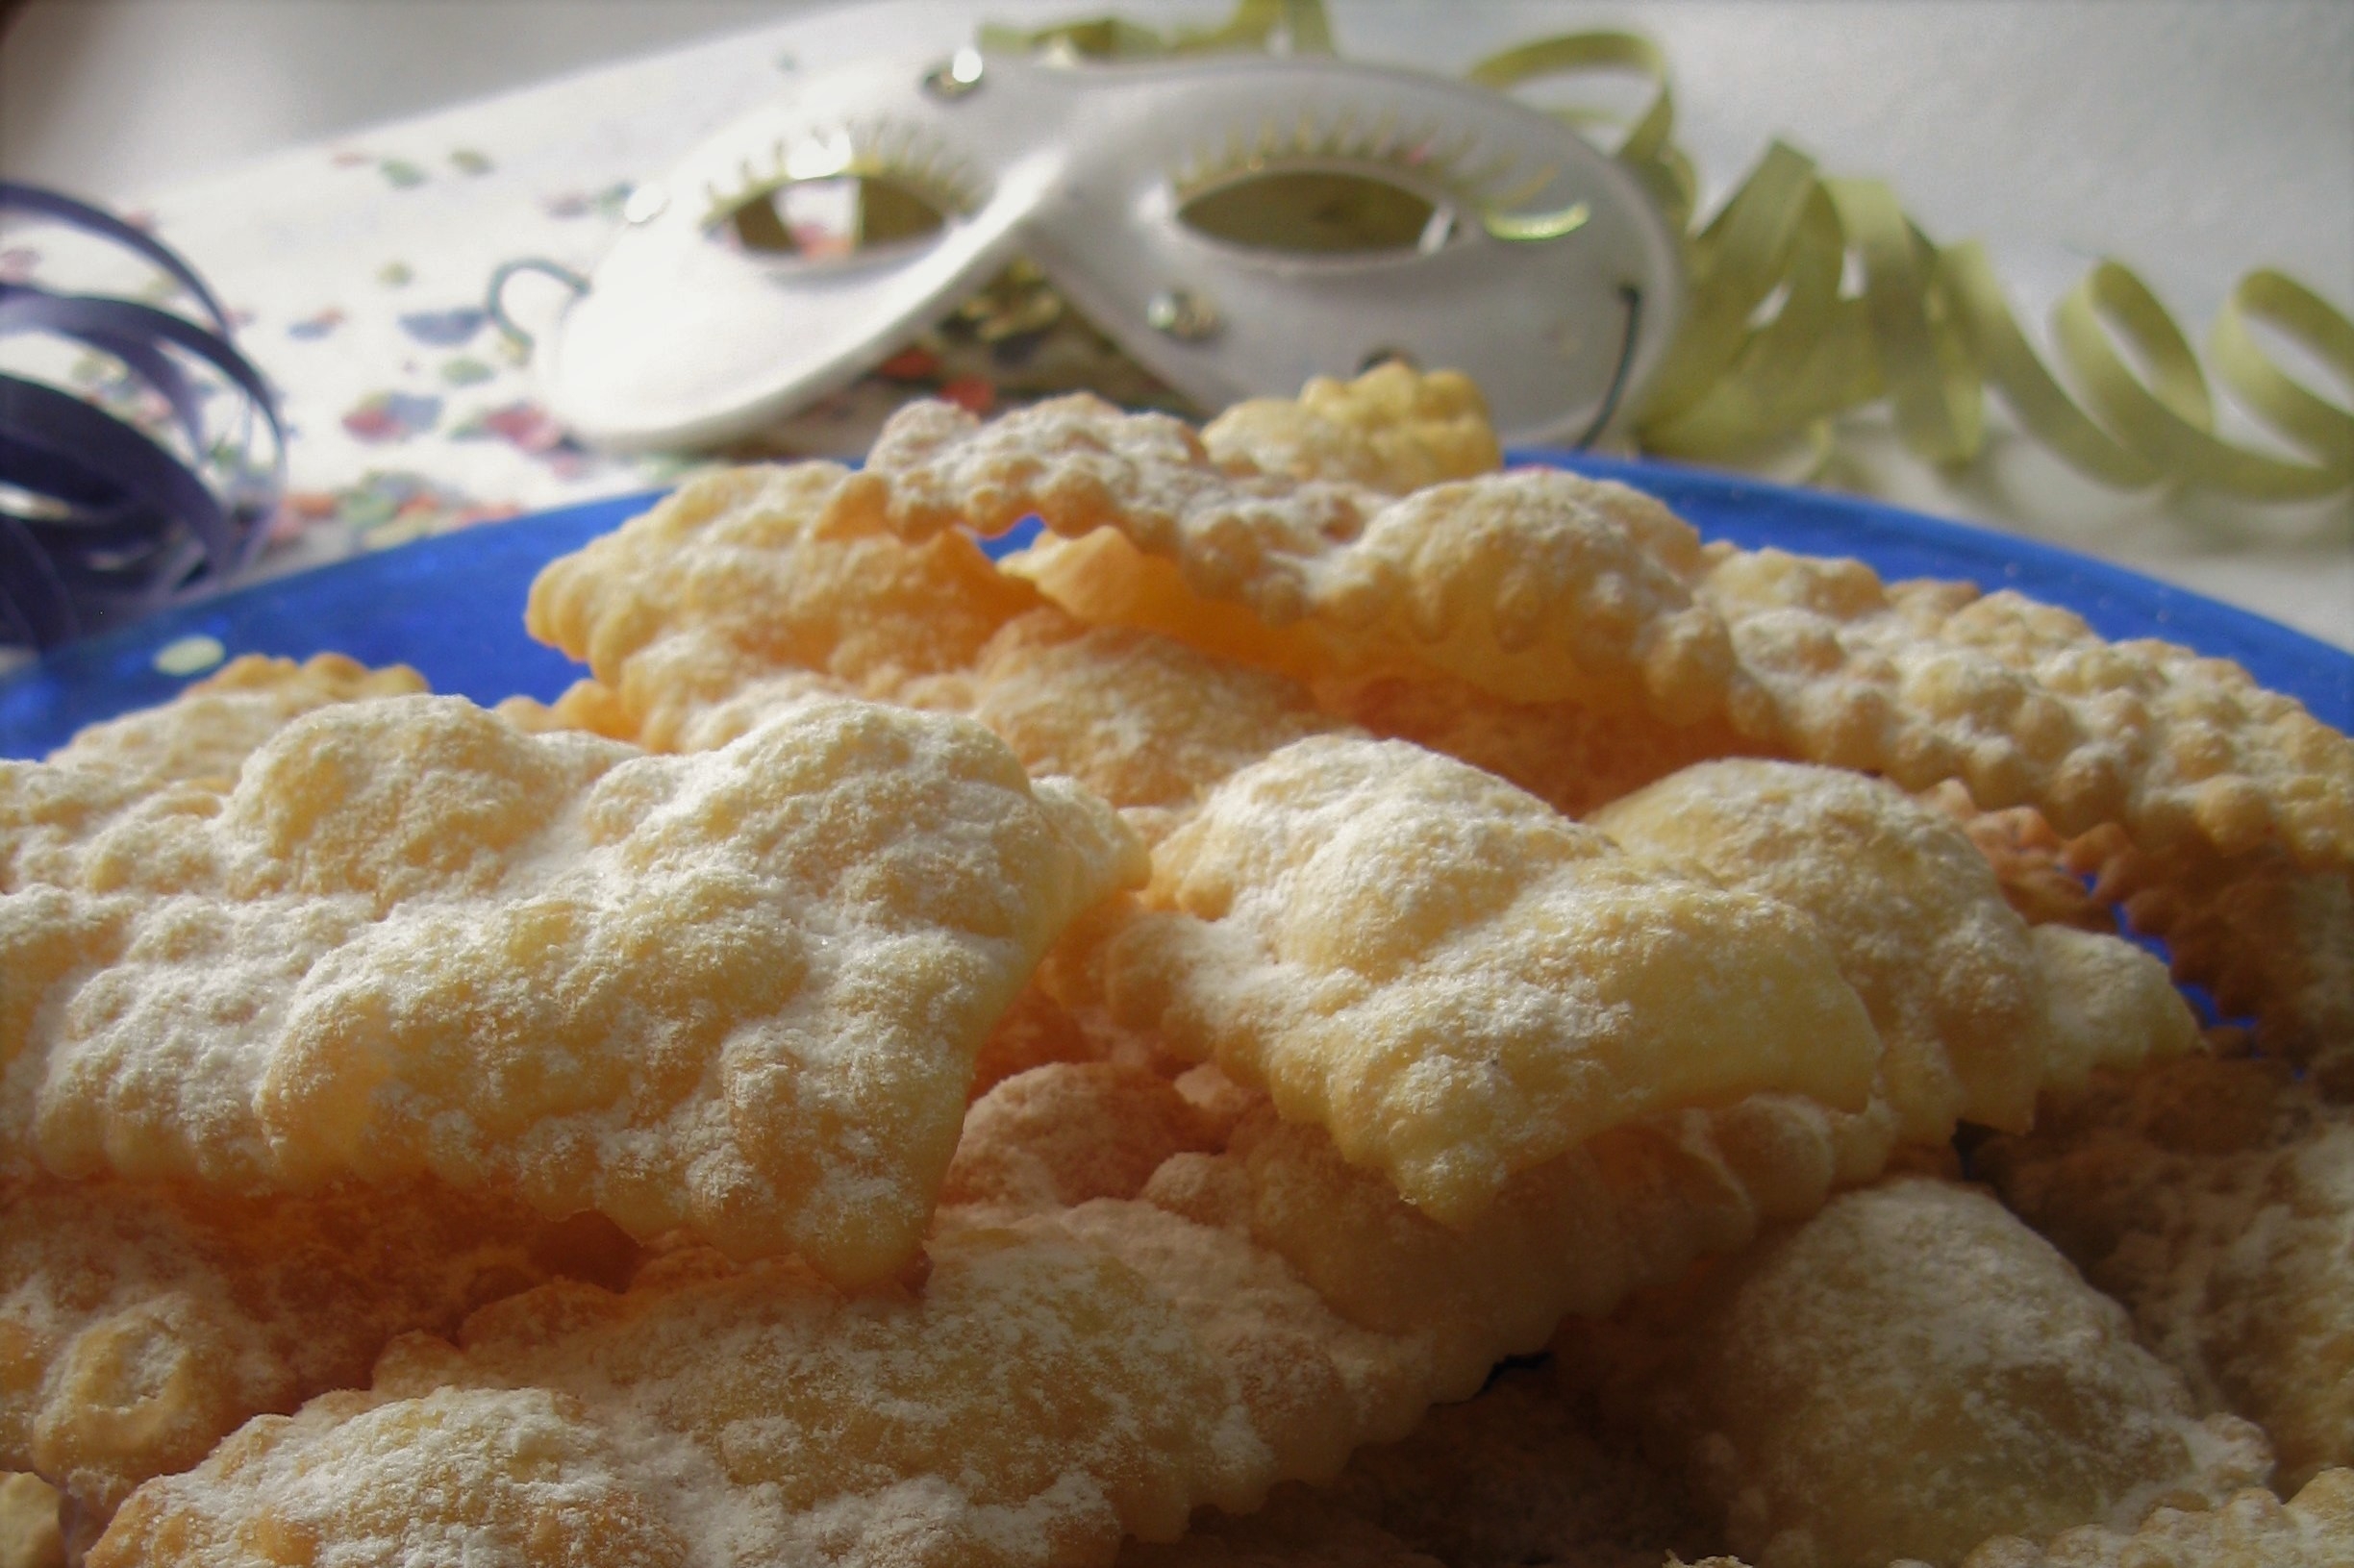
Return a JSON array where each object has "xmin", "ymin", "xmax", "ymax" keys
[
  {"xmin": 92, "ymin": 1228, "xmax": 1266, "ymax": 1568},
  {"xmin": 831, "ymin": 395, "xmax": 1379, "ymax": 596},
  {"xmin": 92, "ymin": 1382, "xmax": 694, "ymax": 1568},
  {"xmin": 2072, "ymin": 835, "xmax": 2354, "ymax": 1096},
  {"xmin": 839, "ymin": 393, "xmax": 2354, "ymax": 870},
  {"xmin": 5, "ymin": 692, "xmax": 1144, "ymax": 1284},
  {"xmin": 1198, "ymin": 362, "xmax": 1502, "ymax": 495},
  {"xmin": 960, "ymin": 610, "xmax": 1349, "ymax": 845},
  {"xmin": 2, "ymin": 655, "xmax": 427, "ymax": 894},
  {"xmin": 939, "ymin": 1062, "xmax": 1223, "ymax": 1214},
  {"xmin": 88, "ymin": 1065, "xmax": 1898, "ymax": 1568},
  {"xmin": 1698, "ymin": 550, "xmax": 2354, "ymax": 869},
  {"xmin": 1008, "ymin": 526, "xmax": 1757, "ymax": 817},
  {"xmin": 1308, "ymin": 468, "xmax": 1736, "ymax": 720},
  {"xmin": 0, "ymin": 1473, "xmax": 62, "ymax": 1568},
  {"xmin": 2023, "ymin": 922, "xmax": 2209, "ymax": 1100},
  {"xmin": 1315, "ymin": 667, "xmax": 1768, "ymax": 820},
  {"xmin": 526, "ymin": 465, "xmax": 1345, "ymax": 834},
  {"xmin": 1090, "ymin": 736, "xmax": 1881, "ymax": 1224},
  {"xmin": 834, "ymin": 397, "xmax": 1737, "ymax": 721},
  {"xmin": 1980, "ymin": 1054, "xmax": 2354, "ymax": 1492},
  {"xmin": 1923, "ymin": 781, "xmax": 2120, "ymax": 933},
  {"xmin": 1005, "ymin": 530, "xmax": 1347, "ymax": 690},
  {"xmin": 1573, "ymin": 1178, "xmax": 2270, "ymax": 1568},
  {"xmin": 1169, "ymin": 1089, "xmax": 1899, "ymax": 1360},
  {"xmin": 40, "ymin": 654, "xmax": 428, "ymax": 791},
  {"xmin": 967, "ymin": 983, "xmax": 1114, "ymax": 1102},
  {"xmin": 491, "ymin": 676, "xmax": 640, "ymax": 741},
  {"xmin": 1011, "ymin": 527, "xmax": 1755, "ymax": 817},
  {"xmin": 656, "ymin": 666, "xmax": 863, "ymax": 753},
  {"xmin": 0, "ymin": 1175, "xmax": 636, "ymax": 1544},
  {"xmin": 1593, "ymin": 760, "xmax": 2198, "ymax": 1138},
  {"xmin": 526, "ymin": 460, "xmax": 1043, "ymax": 749},
  {"xmin": 1960, "ymin": 1468, "xmax": 2354, "ymax": 1567}
]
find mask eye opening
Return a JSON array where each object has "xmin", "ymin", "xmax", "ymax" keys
[
  {"xmin": 700, "ymin": 118, "xmax": 978, "ymax": 263},
  {"xmin": 1176, "ymin": 166, "xmax": 1458, "ymax": 259},
  {"xmin": 713, "ymin": 173, "xmax": 952, "ymax": 261}
]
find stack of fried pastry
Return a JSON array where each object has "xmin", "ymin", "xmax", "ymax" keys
[{"xmin": 4, "ymin": 364, "xmax": 2348, "ymax": 1567}]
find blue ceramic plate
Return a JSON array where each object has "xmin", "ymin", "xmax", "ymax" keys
[{"xmin": 5, "ymin": 452, "xmax": 2349, "ymax": 759}]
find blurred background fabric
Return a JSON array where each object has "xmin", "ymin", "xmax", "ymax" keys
[{"xmin": 1, "ymin": 0, "xmax": 2347, "ymax": 646}]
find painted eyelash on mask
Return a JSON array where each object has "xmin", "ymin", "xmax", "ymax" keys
[{"xmin": 1174, "ymin": 107, "xmax": 1541, "ymax": 202}]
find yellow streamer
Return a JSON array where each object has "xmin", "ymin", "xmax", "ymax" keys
[
  {"xmin": 1463, "ymin": 32, "xmax": 1693, "ymax": 231},
  {"xmin": 989, "ymin": 0, "xmax": 2353, "ymax": 502},
  {"xmin": 2212, "ymin": 272, "xmax": 2354, "ymax": 466},
  {"xmin": 1941, "ymin": 242, "xmax": 2158, "ymax": 488},
  {"xmin": 1464, "ymin": 27, "xmax": 2354, "ymax": 501}
]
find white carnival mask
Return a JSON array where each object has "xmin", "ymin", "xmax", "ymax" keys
[{"xmin": 535, "ymin": 46, "xmax": 1684, "ymax": 451}]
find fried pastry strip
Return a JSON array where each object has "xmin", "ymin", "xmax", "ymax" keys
[
  {"xmin": 1923, "ymin": 782, "xmax": 2119, "ymax": 933},
  {"xmin": 518, "ymin": 416, "xmax": 1736, "ymax": 852},
  {"xmin": 1006, "ymin": 530, "xmax": 1760, "ymax": 819},
  {"xmin": 834, "ymin": 393, "xmax": 2354, "ymax": 870},
  {"xmin": 1074, "ymin": 743, "xmax": 2201, "ymax": 1229},
  {"xmin": 491, "ymin": 675, "xmax": 641, "ymax": 742},
  {"xmin": 1979, "ymin": 1054, "xmax": 2354, "ymax": 1493},
  {"xmin": 1311, "ymin": 666, "xmax": 1768, "ymax": 821},
  {"xmin": 1196, "ymin": 362, "xmax": 1503, "ymax": 495},
  {"xmin": 2066, "ymin": 834, "xmax": 2354, "ymax": 1095},
  {"xmin": 949, "ymin": 611, "xmax": 1350, "ymax": 848},
  {"xmin": 88, "ymin": 1064, "xmax": 1898, "ymax": 1567},
  {"xmin": 522, "ymin": 466, "xmax": 1352, "ymax": 846},
  {"xmin": 1003, "ymin": 531, "xmax": 1342, "ymax": 689},
  {"xmin": 0, "ymin": 1176, "xmax": 635, "ymax": 1544},
  {"xmin": 0, "ymin": 1473, "xmax": 62, "ymax": 1568},
  {"xmin": 1171, "ymin": 1373, "xmax": 2349, "ymax": 1568},
  {"xmin": 1592, "ymin": 759, "xmax": 2199, "ymax": 1137},
  {"xmin": 3, "ymin": 656, "xmax": 428, "ymax": 893},
  {"xmin": 525, "ymin": 460, "xmax": 1043, "ymax": 750},
  {"xmin": 833, "ymin": 397, "xmax": 1737, "ymax": 722},
  {"xmin": 1694, "ymin": 549, "xmax": 2353, "ymax": 866},
  {"xmin": 1083, "ymin": 736, "xmax": 1885, "ymax": 1225},
  {"xmin": 38, "ymin": 654, "xmax": 428, "ymax": 793},
  {"xmin": 4, "ymin": 693, "xmax": 1143, "ymax": 1283},
  {"xmin": 1566, "ymin": 1178, "xmax": 2271, "ymax": 1568}
]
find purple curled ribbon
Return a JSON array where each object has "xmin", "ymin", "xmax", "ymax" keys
[{"xmin": 0, "ymin": 183, "xmax": 285, "ymax": 650}]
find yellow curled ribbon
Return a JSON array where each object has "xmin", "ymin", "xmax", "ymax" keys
[
  {"xmin": 987, "ymin": 2, "xmax": 2354, "ymax": 502},
  {"xmin": 1459, "ymin": 27, "xmax": 2353, "ymax": 501}
]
